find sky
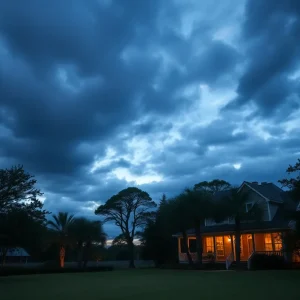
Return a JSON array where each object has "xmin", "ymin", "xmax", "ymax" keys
[{"xmin": 1, "ymin": 0, "xmax": 300, "ymax": 238}]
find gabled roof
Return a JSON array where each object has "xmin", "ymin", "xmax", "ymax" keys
[
  {"xmin": 173, "ymin": 217, "xmax": 291, "ymax": 237},
  {"xmin": 0, "ymin": 247, "xmax": 30, "ymax": 257},
  {"xmin": 242, "ymin": 181, "xmax": 287, "ymax": 203}
]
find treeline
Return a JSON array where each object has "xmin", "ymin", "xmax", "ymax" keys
[
  {"xmin": 0, "ymin": 166, "xmax": 107, "ymax": 268},
  {"xmin": 1, "ymin": 158, "xmax": 299, "ymax": 269}
]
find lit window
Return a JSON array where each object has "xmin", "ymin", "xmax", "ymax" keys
[
  {"xmin": 264, "ymin": 234, "xmax": 273, "ymax": 251},
  {"xmin": 216, "ymin": 236, "xmax": 224, "ymax": 256},
  {"xmin": 272, "ymin": 233, "xmax": 282, "ymax": 251},
  {"xmin": 206, "ymin": 237, "xmax": 214, "ymax": 253}
]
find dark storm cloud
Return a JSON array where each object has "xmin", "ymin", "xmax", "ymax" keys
[
  {"xmin": 0, "ymin": 0, "xmax": 241, "ymax": 178},
  {"xmin": 0, "ymin": 0, "xmax": 164, "ymax": 177},
  {"xmin": 1, "ymin": 0, "xmax": 299, "ymax": 237},
  {"xmin": 225, "ymin": 0, "xmax": 300, "ymax": 117},
  {"xmin": 188, "ymin": 119, "xmax": 249, "ymax": 147},
  {"xmin": 187, "ymin": 41, "xmax": 241, "ymax": 86}
]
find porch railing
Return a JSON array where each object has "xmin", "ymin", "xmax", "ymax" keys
[
  {"xmin": 225, "ymin": 252, "xmax": 234, "ymax": 270},
  {"xmin": 247, "ymin": 251, "xmax": 283, "ymax": 269},
  {"xmin": 179, "ymin": 252, "xmax": 215, "ymax": 262},
  {"xmin": 247, "ymin": 251, "xmax": 255, "ymax": 270},
  {"xmin": 255, "ymin": 251, "xmax": 283, "ymax": 256}
]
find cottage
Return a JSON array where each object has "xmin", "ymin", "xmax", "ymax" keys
[
  {"xmin": 173, "ymin": 181, "xmax": 300, "ymax": 268},
  {"xmin": 0, "ymin": 247, "xmax": 30, "ymax": 264}
]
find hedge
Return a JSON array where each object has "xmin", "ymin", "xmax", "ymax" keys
[{"xmin": 0, "ymin": 265, "xmax": 114, "ymax": 276}]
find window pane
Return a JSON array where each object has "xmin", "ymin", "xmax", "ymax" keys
[
  {"xmin": 180, "ymin": 238, "xmax": 186, "ymax": 253},
  {"xmin": 272, "ymin": 233, "xmax": 282, "ymax": 251},
  {"xmin": 189, "ymin": 239, "xmax": 197, "ymax": 253},
  {"xmin": 216, "ymin": 236, "xmax": 224, "ymax": 256},
  {"xmin": 206, "ymin": 237, "xmax": 214, "ymax": 253},
  {"xmin": 246, "ymin": 203, "xmax": 253, "ymax": 212},
  {"xmin": 264, "ymin": 234, "xmax": 273, "ymax": 251}
]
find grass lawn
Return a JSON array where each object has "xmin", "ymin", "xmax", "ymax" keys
[{"xmin": 1, "ymin": 269, "xmax": 300, "ymax": 300}]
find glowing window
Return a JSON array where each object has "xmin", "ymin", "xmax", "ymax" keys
[
  {"xmin": 272, "ymin": 233, "xmax": 282, "ymax": 251},
  {"xmin": 206, "ymin": 237, "xmax": 214, "ymax": 253},
  {"xmin": 264, "ymin": 234, "xmax": 273, "ymax": 251}
]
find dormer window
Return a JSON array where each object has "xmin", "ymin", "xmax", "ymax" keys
[{"xmin": 246, "ymin": 202, "xmax": 253, "ymax": 212}]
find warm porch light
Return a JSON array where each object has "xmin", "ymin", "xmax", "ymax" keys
[{"xmin": 227, "ymin": 236, "xmax": 231, "ymax": 242}]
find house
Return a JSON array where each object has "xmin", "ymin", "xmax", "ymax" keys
[
  {"xmin": 0, "ymin": 247, "xmax": 30, "ymax": 263},
  {"xmin": 173, "ymin": 181, "xmax": 300, "ymax": 268}
]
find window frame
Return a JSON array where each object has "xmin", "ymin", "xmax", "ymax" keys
[
  {"xmin": 264, "ymin": 233, "xmax": 273, "ymax": 251},
  {"xmin": 246, "ymin": 202, "xmax": 254, "ymax": 212},
  {"xmin": 272, "ymin": 233, "xmax": 283, "ymax": 251},
  {"xmin": 206, "ymin": 237, "xmax": 214, "ymax": 253},
  {"xmin": 216, "ymin": 236, "xmax": 224, "ymax": 257}
]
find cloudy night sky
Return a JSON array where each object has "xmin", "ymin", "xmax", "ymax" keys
[{"xmin": 1, "ymin": 0, "xmax": 300, "ymax": 237}]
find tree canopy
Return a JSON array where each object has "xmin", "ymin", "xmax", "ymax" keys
[
  {"xmin": 0, "ymin": 165, "xmax": 48, "ymax": 265},
  {"xmin": 194, "ymin": 179, "xmax": 231, "ymax": 194},
  {"xmin": 0, "ymin": 165, "xmax": 47, "ymax": 219},
  {"xmin": 278, "ymin": 158, "xmax": 300, "ymax": 201},
  {"xmin": 95, "ymin": 187, "xmax": 156, "ymax": 267}
]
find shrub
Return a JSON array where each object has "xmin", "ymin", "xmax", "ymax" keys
[
  {"xmin": 0, "ymin": 265, "xmax": 114, "ymax": 277},
  {"xmin": 250, "ymin": 253, "xmax": 286, "ymax": 270}
]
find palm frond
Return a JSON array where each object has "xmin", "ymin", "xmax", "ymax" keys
[{"xmin": 47, "ymin": 220, "xmax": 61, "ymax": 231}]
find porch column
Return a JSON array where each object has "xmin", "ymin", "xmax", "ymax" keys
[
  {"xmin": 271, "ymin": 233, "xmax": 275, "ymax": 252},
  {"xmin": 213, "ymin": 236, "xmax": 217, "ymax": 261},
  {"xmin": 178, "ymin": 237, "xmax": 182, "ymax": 261},
  {"xmin": 230, "ymin": 234, "xmax": 234, "ymax": 257},
  {"xmin": 251, "ymin": 233, "xmax": 256, "ymax": 252}
]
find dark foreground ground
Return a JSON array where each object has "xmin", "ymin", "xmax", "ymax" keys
[{"xmin": 1, "ymin": 269, "xmax": 299, "ymax": 300}]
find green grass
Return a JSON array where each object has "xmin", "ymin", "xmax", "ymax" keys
[{"xmin": 1, "ymin": 269, "xmax": 300, "ymax": 300}]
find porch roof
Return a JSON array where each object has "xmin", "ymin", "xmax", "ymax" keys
[{"xmin": 172, "ymin": 219, "xmax": 291, "ymax": 237}]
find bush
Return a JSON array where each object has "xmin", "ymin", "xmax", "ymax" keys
[
  {"xmin": 0, "ymin": 265, "xmax": 114, "ymax": 277},
  {"xmin": 42, "ymin": 260, "xmax": 61, "ymax": 269},
  {"xmin": 250, "ymin": 253, "xmax": 286, "ymax": 270}
]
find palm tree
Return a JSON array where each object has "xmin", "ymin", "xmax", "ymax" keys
[
  {"xmin": 219, "ymin": 188, "xmax": 262, "ymax": 269},
  {"xmin": 69, "ymin": 218, "xmax": 106, "ymax": 268},
  {"xmin": 47, "ymin": 212, "xmax": 75, "ymax": 268},
  {"xmin": 183, "ymin": 188, "xmax": 214, "ymax": 267}
]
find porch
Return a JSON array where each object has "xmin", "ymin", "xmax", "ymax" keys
[{"xmin": 178, "ymin": 232, "xmax": 283, "ymax": 263}]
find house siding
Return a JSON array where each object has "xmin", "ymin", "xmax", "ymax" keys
[
  {"xmin": 205, "ymin": 217, "xmax": 234, "ymax": 227},
  {"xmin": 241, "ymin": 185, "xmax": 270, "ymax": 221},
  {"xmin": 269, "ymin": 203, "xmax": 279, "ymax": 220},
  {"xmin": 204, "ymin": 184, "xmax": 270, "ymax": 226}
]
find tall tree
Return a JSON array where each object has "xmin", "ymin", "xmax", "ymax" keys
[
  {"xmin": 141, "ymin": 195, "xmax": 177, "ymax": 266},
  {"xmin": 95, "ymin": 187, "xmax": 156, "ymax": 268},
  {"xmin": 47, "ymin": 212, "xmax": 75, "ymax": 268},
  {"xmin": 69, "ymin": 218, "xmax": 106, "ymax": 268},
  {"xmin": 0, "ymin": 165, "xmax": 48, "ymax": 265},
  {"xmin": 219, "ymin": 188, "xmax": 262, "ymax": 269},
  {"xmin": 278, "ymin": 158, "xmax": 300, "ymax": 261},
  {"xmin": 169, "ymin": 195, "xmax": 194, "ymax": 265},
  {"xmin": 0, "ymin": 165, "xmax": 47, "ymax": 219},
  {"xmin": 278, "ymin": 158, "xmax": 300, "ymax": 201},
  {"xmin": 182, "ymin": 188, "xmax": 213, "ymax": 267},
  {"xmin": 194, "ymin": 179, "xmax": 231, "ymax": 194}
]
